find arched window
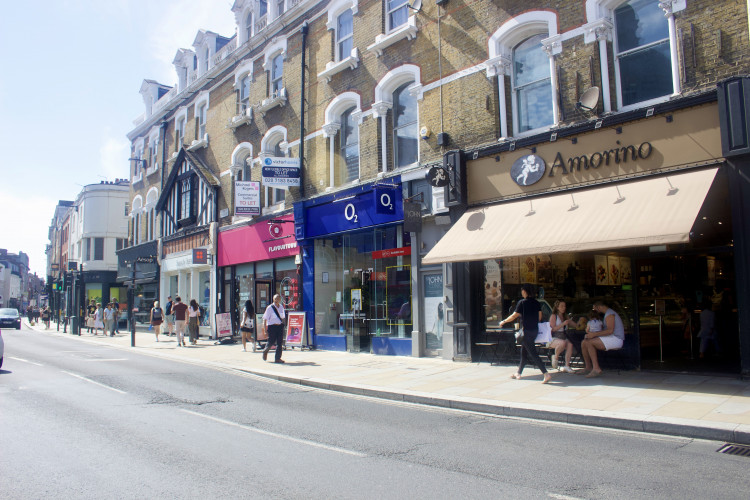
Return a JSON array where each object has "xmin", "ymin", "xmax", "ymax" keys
[
  {"xmin": 487, "ymin": 11, "xmax": 559, "ymax": 138},
  {"xmin": 614, "ymin": 0, "xmax": 672, "ymax": 107},
  {"xmin": 512, "ymin": 33, "xmax": 553, "ymax": 133},
  {"xmin": 340, "ymin": 106, "xmax": 359, "ymax": 183},
  {"xmin": 393, "ymin": 82, "xmax": 418, "ymax": 169}
]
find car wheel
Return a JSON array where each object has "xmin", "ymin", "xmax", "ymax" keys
[
  {"xmin": 16, "ymin": 324, "xmax": 21, "ymax": 330},
  {"xmin": 0, "ymin": 357, "xmax": 3, "ymax": 369}
]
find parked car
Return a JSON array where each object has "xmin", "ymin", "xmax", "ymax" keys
[{"xmin": 0, "ymin": 308, "xmax": 21, "ymax": 330}]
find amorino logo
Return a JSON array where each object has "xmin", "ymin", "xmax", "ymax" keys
[
  {"xmin": 268, "ymin": 241, "xmax": 298, "ymax": 253},
  {"xmin": 510, "ymin": 154, "xmax": 546, "ymax": 186}
]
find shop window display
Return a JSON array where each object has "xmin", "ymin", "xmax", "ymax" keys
[{"xmin": 314, "ymin": 226, "xmax": 411, "ymax": 351}]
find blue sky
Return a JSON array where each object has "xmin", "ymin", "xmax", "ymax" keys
[{"xmin": 0, "ymin": 0, "xmax": 237, "ymax": 276}]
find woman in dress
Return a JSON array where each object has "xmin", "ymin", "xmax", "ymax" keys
[
  {"xmin": 93, "ymin": 303, "xmax": 104, "ymax": 335},
  {"xmin": 188, "ymin": 299, "xmax": 201, "ymax": 345},
  {"xmin": 240, "ymin": 299, "xmax": 255, "ymax": 352},
  {"xmin": 150, "ymin": 301, "xmax": 164, "ymax": 342}
]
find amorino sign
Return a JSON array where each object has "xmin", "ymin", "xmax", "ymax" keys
[{"xmin": 466, "ymin": 102, "xmax": 723, "ymax": 204}]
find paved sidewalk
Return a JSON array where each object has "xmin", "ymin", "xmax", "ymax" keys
[{"xmin": 25, "ymin": 320, "xmax": 750, "ymax": 445}]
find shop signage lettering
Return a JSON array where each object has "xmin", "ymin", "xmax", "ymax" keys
[
  {"xmin": 235, "ymin": 180, "xmax": 260, "ymax": 216},
  {"xmin": 547, "ymin": 142, "xmax": 653, "ymax": 177},
  {"xmin": 268, "ymin": 241, "xmax": 298, "ymax": 253},
  {"xmin": 372, "ymin": 246, "xmax": 411, "ymax": 259},
  {"xmin": 344, "ymin": 203, "xmax": 358, "ymax": 223},
  {"xmin": 375, "ymin": 186, "xmax": 396, "ymax": 214},
  {"xmin": 134, "ymin": 256, "xmax": 156, "ymax": 264},
  {"xmin": 261, "ymin": 157, "xmax": 301, "ymax": 187}
]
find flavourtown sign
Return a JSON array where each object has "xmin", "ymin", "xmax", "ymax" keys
[{"xmin": 511, "ymin": 142, "xmax": 654, "ymax": 186}]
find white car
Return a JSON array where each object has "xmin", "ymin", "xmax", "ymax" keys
[{"xmin": 0, "ymin": 329, "xmax": 4, "ymax": 369}]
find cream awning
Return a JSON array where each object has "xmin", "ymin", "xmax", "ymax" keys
[{"xmin": 423, "ymin": 168, "xmax": 718, "ymax": 265}]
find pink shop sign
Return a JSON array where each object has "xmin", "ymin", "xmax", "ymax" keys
[{"xmin": 217, "ymin": 215, "xmax": 298, "ymax": 267}]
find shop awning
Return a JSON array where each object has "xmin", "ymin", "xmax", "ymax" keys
[{"xmin": 422, "ymin": 168, "xmax": 718, "ymax": 265}]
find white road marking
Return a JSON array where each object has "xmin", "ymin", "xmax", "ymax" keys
[
  {"xmin": 548, "ymin": 494, "xmax": 585, "ymax": 500},
  {"xmin": 180, "ymin": 409, "xmax": 367, "ymax": 457},
  {"xmin": 61, "ymin": 371, "xmax": 127, "ymax": 394},
  {"xmin": 8, "ymin": 356, "xmax": 43, "ymax": 366},
  {"xmin": 83, "ymin": 359, "xmax": 128, "ymax": 362}
]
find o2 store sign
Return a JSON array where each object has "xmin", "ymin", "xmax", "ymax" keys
[
  {"xmin": 303, "ymin": 185, "xmax": 403, "ymax": 238},
  {"xmin": 344, "ymin": 187, "xmax": 395, "ymax": 223}
]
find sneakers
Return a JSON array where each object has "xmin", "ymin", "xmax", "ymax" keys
[
  {"xmin": 551, "ymin": 353, "xmax": 559, "ymax": 369},
  {"xmin": 262, "ymin": 351, "xmax": 268, "ymax": 361},
  {"xmin": 561, "ymin": 365, "xmax": 574, "ymax": 373},
  {"xmin": 274, "ymin": 359, "xmax": 285, "ymax": 364}
]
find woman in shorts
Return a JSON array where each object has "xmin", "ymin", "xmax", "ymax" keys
[
  {"xmin": 150, "ymin": 301, "xmax": 164, "ymax": 342},
  {"xmin": 580, "ymin": 301, "xmax": 625, "ymax": 378}
]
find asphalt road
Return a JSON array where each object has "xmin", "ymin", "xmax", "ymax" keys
[{"xmin": 2, "ymin": 324, "xmax": 749, "ymax": 500}]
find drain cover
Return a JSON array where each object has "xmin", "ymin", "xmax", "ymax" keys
[{"xmin": 717, "ymin": 443, "xmax": 750, "ymax": 457}]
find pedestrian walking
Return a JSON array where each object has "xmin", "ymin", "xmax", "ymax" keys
[
  {"xmin": 172, "ymin": 297, "xmax": 188, "ymax": 347},
  {"xmin": 86, "ymin": 300, "xmax": 96, "ymax": 333},
  {"xmin": 93, "ymin": 303, "xmax": 104, "ymax": 335},
  {"xmin": 165, "ymin": 296, "xmax": 174, "ymax": 336},
  {"xmin": 41, "ymin": 306, "xmax": 51, "ymax": 329},
  {"xmin": 499, "ymin": 284, "xmax": 551, "ymax": 384},
  {"xmin": 240, "ymin": 299, "xmax": 255, "ymax": 352},
  {"xmin": 262, "ymin": 294, "xmax": 285, "ymax": 363},
  {"xmin": 188, "ymin": 299, "xmax": 201, "ymax": 345},
  {"xmin": 112, "ymin": 298, "xmax": 120, "ymax": 333},
  {"xmin": 150, "ymin": 301, "xmax": 163, "ymax": 342},
  {"xmin": 104, "ymin": 303, "xmax": 116, "ymax": 336}
]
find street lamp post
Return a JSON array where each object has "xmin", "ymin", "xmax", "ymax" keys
[{"xmin": 128, "ymin": 262, "xmax": 136, "ymax": 347}]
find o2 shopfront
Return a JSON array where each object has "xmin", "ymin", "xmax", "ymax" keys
[{"xmin": 294, "ymin": 179, "xmax": 414, "ymax": 355}]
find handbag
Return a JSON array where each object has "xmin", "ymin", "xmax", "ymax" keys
[{"xmin": 515, "ymin": 327, "xmax": 524, "ymax": 341}]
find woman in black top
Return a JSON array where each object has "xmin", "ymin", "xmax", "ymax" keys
[
  {"xmin": 240, "ymin": 300, "xmax": 255, "ymax": 352},
  {"xmin": 499, "ymin": 284, "xmax": 551, "ymax": 383}
]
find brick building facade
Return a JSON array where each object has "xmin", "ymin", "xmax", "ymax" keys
[{"xmin": 122, "ymin": 0, "xmax": 750, "ymax": 372}]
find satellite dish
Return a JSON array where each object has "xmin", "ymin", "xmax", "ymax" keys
[{"xmin": 577, "ymin": 86, "xmax": 600, "ymax": 112}]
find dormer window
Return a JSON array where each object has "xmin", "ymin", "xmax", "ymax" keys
[
  {"xmin": 245, "ymin": 11, "xmax": 253, "ymax": 41},
  {"xmin": 203, "ymin": 47, "xmax": 210, "ymax": 73},
  {"xmin": 277, "ymin": 0, "xmax": 285, "ymax": 17},
  {"xmin": 259, "ymin": 0, "xmax": 268, "ymax": 18}
]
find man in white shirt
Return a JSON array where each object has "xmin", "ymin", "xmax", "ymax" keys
[{"xmin": 262, "ymin": 294, "xmax": 285, "ymax": 363}]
